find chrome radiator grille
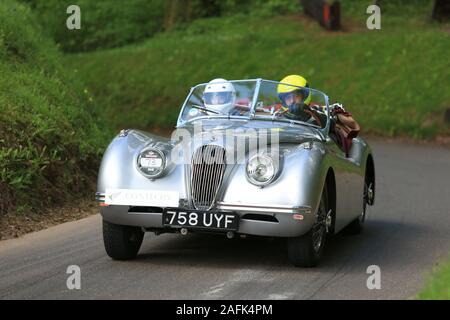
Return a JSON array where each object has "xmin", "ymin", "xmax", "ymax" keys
[{"xmin": 191, "ymin": 145, "xmax": 226, "ymax": 210}]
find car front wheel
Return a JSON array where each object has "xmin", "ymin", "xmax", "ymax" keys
[
  {"xmin": 103, "ymin": 219, "xmax": 144, "ymax": 260},
  {"xmin": 287, "ymin": 187, "xmax": 329, "ymax": 267}
]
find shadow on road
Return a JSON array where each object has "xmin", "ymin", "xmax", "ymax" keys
[{"xmin": 134, "ymin": 218, "xmax": 431, "ymax": 270}]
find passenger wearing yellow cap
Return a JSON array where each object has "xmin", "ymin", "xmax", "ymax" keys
[
  {"xmin": 277, "ymin": 74, "xmax": 327, "ymax": 127},
  {"xmin": 278, "ymin": 74, "xmax": 361, "ymax": 156}
]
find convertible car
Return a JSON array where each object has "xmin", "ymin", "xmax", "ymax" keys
[{"xmin": 95, "ymin": 79, "xmax": 375, "ymax": 267}]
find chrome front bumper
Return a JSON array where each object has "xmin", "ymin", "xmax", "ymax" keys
[{"xmin": 95, "ymin": 193, "xmax": 315, "ymax": 237}]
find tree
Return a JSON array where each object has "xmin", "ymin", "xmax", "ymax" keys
[
  {"xmin": 164, "ymin": 0, "xmax": 193, "ymax": 31},
  {"xmin": 164, "ymin": 0, "xmax": 223, "ymax": 31}
]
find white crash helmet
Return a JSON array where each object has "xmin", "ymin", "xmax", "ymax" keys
[{"xmin": 202, "ymin": 78, "xmax": 236, "ymax": 114}]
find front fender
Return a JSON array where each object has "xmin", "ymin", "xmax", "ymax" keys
[
  {"xmin": 220, "ymin": 142, "xmax": 331, "ymax": 233},
  {"xmin": 97, "ymin": 130, "xmax": 188, "ymax": 199}
]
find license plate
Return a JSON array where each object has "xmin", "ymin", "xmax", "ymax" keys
[{"xmin": 163, "ymin": 209, "xmax": 239, "ymax": 231}]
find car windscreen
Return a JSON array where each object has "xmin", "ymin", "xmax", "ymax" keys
[
  {"xmin": 178, "ymin": 79, "xmax": 329, "ymax": 130},
  {"xmin": 252, "ymin": 80, "xmax": 329, "ymax": 130},
  {"xmin": 179, "ymin": 80, "xmax": 257, "ymax": 123}
]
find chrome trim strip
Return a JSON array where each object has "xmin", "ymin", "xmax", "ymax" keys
[
  {"xmin": 249, "ymin": 78, "xmax": 262, "ymax": 118},
  {"xmin": 216, "ymin": 202, "xmax": 312, "ymax": 214},
  {"xmin": 127, "ymin": 212, "xmax": 162, "ymax": 216},
  {"xmin": 97, "ymin": 193, "xmax": 311, "ymax": 214}
]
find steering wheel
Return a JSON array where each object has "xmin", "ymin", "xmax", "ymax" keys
[{"xmin": 272, "ymin": 107, "xmax": 288, "ymax": 119}]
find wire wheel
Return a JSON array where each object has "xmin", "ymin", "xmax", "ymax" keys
[
  {"xmin": 312, "ymin": 193, "xmax": 327, "ymax": 253},
  {"xmin": 287, "ymin": 187, "xmax": 329, "ymax": 267}
]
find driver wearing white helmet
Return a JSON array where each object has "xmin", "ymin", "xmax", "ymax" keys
[{"xmin": 202, "ymin": 78, "xmax": 240, "ymax": 115}]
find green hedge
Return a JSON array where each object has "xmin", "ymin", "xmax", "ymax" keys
[
  {"xmin": 20, "ymin": 0, "xmax": 166, "ymax": 52},
  {"xmin": 20, "ymin": 0, "xmax": 300, "ymax": 52},
  {"xmin": 0, "ymin": 0, "xmax": 110, "ymax": 214}
]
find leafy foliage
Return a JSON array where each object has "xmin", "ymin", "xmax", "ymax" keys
[
  {"xmin": 0, "ymin": 0, "xmax": 110, "ymax": 214},
  {"xmin": 20, "ymin": 0, "xmax": 300, "ymax": 52},
  {"xmin": 20, "ymin": 0, "xmax": 166, "ymax": 52}
]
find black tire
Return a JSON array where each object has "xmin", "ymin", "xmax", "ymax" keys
[
  {"xmin": 102, "ymin": 219, "xmax": 144, "ymax": 260},
  {"xmin": 343, "ymin": 170, "xmax": 371, "ymax": 235},
  {"xmin": 287, "ymin": 187, "xmax": 328, "ymax": 267}
]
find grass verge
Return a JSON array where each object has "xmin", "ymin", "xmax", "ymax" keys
[
  {"xmin": 0, "ymin": 0, "xmax": 111, "ymax": 217},
  {"xmin": 418, "ymin": 255, "xmax": 450, "ymax": 299}
]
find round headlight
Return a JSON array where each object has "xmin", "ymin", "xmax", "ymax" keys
[
  {"xmin": 137, "ymin": 148, "xmax": 166, "ymax": 178},
  {"xmin": 246, "ymin": 153, "xmax": 279, "ymax": 186}
]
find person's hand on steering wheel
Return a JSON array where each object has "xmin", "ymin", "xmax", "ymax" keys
[{"xmin": 272, "ymin": 106, "xmax": 288, "ymax": 118}]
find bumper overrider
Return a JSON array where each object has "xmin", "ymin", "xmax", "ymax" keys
[{"xmin": 95, "ymin": 191, "xmax": 315, "ymax": 237}]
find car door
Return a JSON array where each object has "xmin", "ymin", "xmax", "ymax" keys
[{"xmin": 326, "ymin": 137, "xmax": 364, "ymax": 233}]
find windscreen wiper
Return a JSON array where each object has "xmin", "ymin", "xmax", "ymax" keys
[{"xmin": 191, "ymin": 105, "xmax": 227, "ymax": 116}]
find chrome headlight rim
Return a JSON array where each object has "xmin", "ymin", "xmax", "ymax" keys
[
  {"xmin": 136, "ymin": 147, "xmax": 167, "ymax": 179},
  {"xmin": 245, "ymin": 152, "xmax": 281, "ymax": 187}
]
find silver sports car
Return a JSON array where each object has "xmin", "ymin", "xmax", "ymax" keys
[{"xmin": 95, "ymin": 78, "xmax": 375, "ymax": 267}]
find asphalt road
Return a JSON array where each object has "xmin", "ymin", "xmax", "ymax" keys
[{"xmin": 1, "ymin": 140, "xmax": 449, "ymax": 300}]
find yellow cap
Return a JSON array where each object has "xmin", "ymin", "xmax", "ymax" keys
[{"xmin": 277, "ymin": 75, "xmax": 311, "ymax": 105}]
